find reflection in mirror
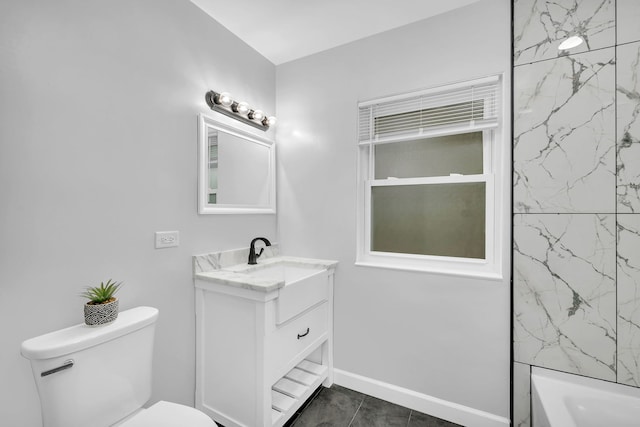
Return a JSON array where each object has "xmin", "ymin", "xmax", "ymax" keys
[
  {"xmin": 198, "ymin": 114, "xmax": 275, "ymax": 214},
  {"xmin": 207, "ymin": 128, "xmax": 218, "ymax": 204}
]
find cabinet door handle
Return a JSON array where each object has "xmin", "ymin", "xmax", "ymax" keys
[{"xmin": 297, "ymin": 328, "xmax": 310, "ymax": 339}]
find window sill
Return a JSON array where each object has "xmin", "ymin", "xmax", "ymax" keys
[{"xmin": 354, "ymin": 260, "xmax": 504, "ymax": 282}]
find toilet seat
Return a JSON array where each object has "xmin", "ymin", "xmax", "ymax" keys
[{"xmin": 117, "ymin": 401, "xmax": 217, "ymax": 427}]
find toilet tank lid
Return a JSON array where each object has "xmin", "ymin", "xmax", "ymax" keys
[{"xmin": 21, "ymin": 306, "xmax": 159, "ymax": 360}]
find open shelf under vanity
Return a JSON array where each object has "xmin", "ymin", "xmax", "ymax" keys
[{"xmin": 271, "ymin": 359, "xmax": 327, "ymax": 426}]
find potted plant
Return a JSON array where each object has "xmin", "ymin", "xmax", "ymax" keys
[{"xmin": 81, "ymin": 279, "xmax": 122, "ymax": 326}]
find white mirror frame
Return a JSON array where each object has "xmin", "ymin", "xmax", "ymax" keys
[{"xmin": 198, "ymin": 113, "xmax": 276, "ymax": 214}]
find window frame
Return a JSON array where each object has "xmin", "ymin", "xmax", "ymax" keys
[{"xmin": 355, "ymin": 76, "xmax": 505, "ymax": 280}]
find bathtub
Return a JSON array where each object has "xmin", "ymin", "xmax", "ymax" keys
[{"xmin": 531, "ymin": 367, "xmax": 640, "ymax": 427}]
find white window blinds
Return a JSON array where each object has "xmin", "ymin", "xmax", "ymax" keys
[{"xmin": 358, "ymin": 75, "xmax": 501, "ymax": 144}]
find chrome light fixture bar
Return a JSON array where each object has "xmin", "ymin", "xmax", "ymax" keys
[{"xmin": 205, "ymin": 90, "xmax": 276, "ymax": 131}]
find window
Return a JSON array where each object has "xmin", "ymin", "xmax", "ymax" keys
[{"xmin": 356, "ymin": 76, "xmax": 504, "ymax": 279}]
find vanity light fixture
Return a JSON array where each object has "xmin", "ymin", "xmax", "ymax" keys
[
  {"xmin": 558, "ymin": 35, "xmax": 584, "ymax": 51},
  {"xmin": 205, "ymin": 90, "xmax": 276, "ymax": 131}
]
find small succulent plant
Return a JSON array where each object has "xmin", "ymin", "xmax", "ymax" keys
[{"xmin": 81, "ymin": 279, "xmax": 122, "ymax": 305}]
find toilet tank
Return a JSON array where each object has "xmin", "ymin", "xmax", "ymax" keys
[{"xmin": 21, "ymin": 306, "xmax": 159, "ymax": 427}]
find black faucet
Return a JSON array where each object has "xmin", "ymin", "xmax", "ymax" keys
[{"xmin": 248, "ymin": 237, "xmax": 271, "ymax": 265}]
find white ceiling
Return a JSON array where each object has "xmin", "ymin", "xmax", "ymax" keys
[{"xmin": 191, "ymin": 0, "xmax": 481, "ymax": 65}]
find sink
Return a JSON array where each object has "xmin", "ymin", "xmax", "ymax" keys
[
  {"xmin": 246, "ymin": 262, "xmax": 327, "ymax": 324},
  {"xmin": 240, "ymin": 261, "xmax": 328, "ymax": 324},
  {"xmin": 195, "ymin": 254, "xmax": 337, "ymax": 325},
  {"xmin": 196, "ymin": 257, "xmax": 332, "ymax": 289},
  {"xmin": 247, "ymin": 262, "xmax": 324, "ymax": 285}
]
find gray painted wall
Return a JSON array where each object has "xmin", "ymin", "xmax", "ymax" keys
[
  {"xmin": 275, "ymin": 0, "xmax": 511, "ymax": 419},
  {"xmin": 0, "ymin": 1, "xmax": 275, "ymax": 425}
]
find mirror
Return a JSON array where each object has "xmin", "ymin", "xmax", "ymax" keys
[{"xmin": 198, "ymin": 113, "xmax": 275, "ymax": 214}]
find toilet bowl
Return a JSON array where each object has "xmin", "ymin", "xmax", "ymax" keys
[
  {"xmin": 21, "ymin": 306, "xmax": 217, "ymax": 427},
  {"xmin": 115, "ymin": 401, "xmax": 214, "ymax": 427}
]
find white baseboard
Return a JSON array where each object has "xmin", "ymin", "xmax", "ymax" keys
[{"xmin": 333, "ymin": 369, "xmax": 510, "ymax": 427}]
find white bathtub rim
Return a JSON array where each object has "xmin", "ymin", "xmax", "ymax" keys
[
  {"xmin": 532, "ymin": 368, "xmax": 575, "ymax": 427},
  {"xmin": 533, "ymin": 367, "xmax": 640, "ymax": 394},
  {"xmin": 531, "ymin": 366, "xmax": 640, "ymax": 427}
]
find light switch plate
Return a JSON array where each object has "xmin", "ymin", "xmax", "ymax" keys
[{"xmin": 155, "ymin": 231, "xmax": 179, "ymax": 249}]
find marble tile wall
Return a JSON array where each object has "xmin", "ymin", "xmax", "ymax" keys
[
  {"xmin": 617, "ymin": 214, "xmax": 640, "ymax": 386},
  {"xmin": 617, "ymin": 0, "xmax": 640, "ymax": 45},
  {"xmin": 513, "ymin": 48, "xmax": 616, "ymax": 213},
  {"xmin": 617, "ymin": 41, "xmax": 640, "ymax": 212},
  {"xmin": 514, "ymin": 214, "xmax": 617, "ymax": 381},
  {"xmin": 513, "ymin": 0, "xmax": 615, "ymax": 65},
  {"xmin": 513, "ymin": 1, "xmax": 640, "ymax": 425}
]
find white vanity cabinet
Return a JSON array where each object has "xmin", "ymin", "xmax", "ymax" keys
[{"xmin": 193, "ymin": 257, "xmax": 336, "ymax": 427}]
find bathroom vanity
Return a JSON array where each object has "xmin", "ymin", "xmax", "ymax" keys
[{"xmin": 193, "ymin": 247, "xmax": 337, "ymax": 427}]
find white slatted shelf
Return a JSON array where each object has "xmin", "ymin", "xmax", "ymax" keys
[
  {"xmin": 271, "ymin": 409, "xmax": 283, "ymax": 425},
  {"xmin": 273, "ymin": 377, "xmax": 307, "ymax": 398},
  {"xmin": 285, "ymin": 368, "xmax": 318, "ymax": 386},
  {"xmin": 272, "ymin": 389, "xmax": 297, "ymax": 413},
  {"xmin": 297, "ymin": 359, "xmax": 328, "ymax": 376},
  {"xmin": 271, "ymin": 360, "xmax": 328, "ymax": 427}
]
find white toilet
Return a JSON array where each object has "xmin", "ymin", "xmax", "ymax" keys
[{"xmin": 21, "ymin": 306, "xmax": 217, "ymax": 427}]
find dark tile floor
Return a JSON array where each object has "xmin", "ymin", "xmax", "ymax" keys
[{"xmin": 283, "ymin": 385, "xmax": 462, "ymax": 427}]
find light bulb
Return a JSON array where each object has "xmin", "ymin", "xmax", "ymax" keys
[
  {"xmin": 250, "ymin": 109, "xmax": 264, "ymax": 121},
  {"xmin": 218, "ymin": 92, "xmax": 233, "ymax": 107},
  {"xmin": 236, "ymin": 102, "xmax": 250, "ymax": 115},
  {"xmin": 558, "ymin": 35, "xmax": 584, "ymax": 51},
  {"xmin": 263, "ymin": 116, "xmax": 277, "ymax": 126}
]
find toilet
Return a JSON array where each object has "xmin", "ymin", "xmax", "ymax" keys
[{"xmin": 21, "ymin": 306, "xmax": 216, "ymax": 427}]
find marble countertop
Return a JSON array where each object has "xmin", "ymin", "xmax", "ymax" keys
[{"xmin": 194, "ymin": 255, "xmax": 338, "ymax": 293}]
